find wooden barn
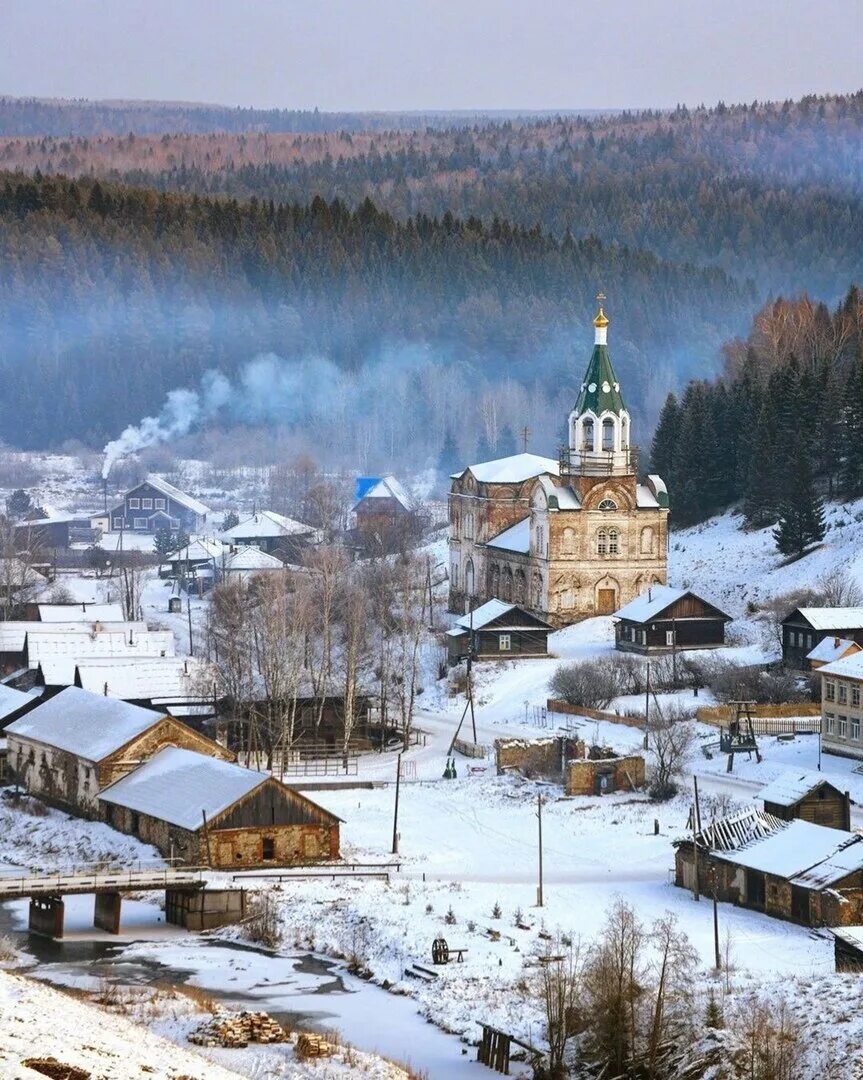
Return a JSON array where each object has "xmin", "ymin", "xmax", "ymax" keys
[
  {"xmin": 614, "ymin": 584, "xmax": 731, "ymax": 653},
  {"xmin": 806, "ymin": 636, "xmax": 862, "ymax": 670},
  {"xmin": 5, "ymin": 686, "xmax": 231, "ymax": 816},
  {"xmin": 674, "ymin": 807, "xmax": 863, "ymax": 927},
  {"xmin": 781, "ymin": 607, "xmax": 863, "ymax": 669},
  {"xmin": 759, "ymin": 770, "xmax": 851, "ymax": 830},
  {"xmin": 352, "ymin": 475, "xmax": 425, "ymax": 553},
  {"xmin": 220, "ymin": 510, "xmax": 318, "ymax": 560},
  {"xmin": 99, "ymin": 746, "xmax": 341, "ymax": 868},
  {"xmin": 447, "ymin": 599, "xmax": 552, "ymax": 664}
]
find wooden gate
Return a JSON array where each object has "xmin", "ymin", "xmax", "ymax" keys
[{"xmin": 597, "ymin": 588, "xmax": 617, "ymax": 615}]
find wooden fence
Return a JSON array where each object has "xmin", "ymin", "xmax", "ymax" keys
[
  {"xmin": 696, "ymin": 702, "xmax": 820, "ymax": 729},
  {"xmin": 547, "ymin": 699, "xmax": 645, "ymax": 730}
]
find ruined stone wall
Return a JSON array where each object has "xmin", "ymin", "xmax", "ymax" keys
[
  {"xmin": 565, "ymin": 754, "xmax": 645, "ymax": 796},
  {"xmin": 495, "ymin": 736, "xmax": 585, "ymax": 778},
  {"xmin": 8, "ymin": 735, "xmax": 98, "ymax": 814},
  {"xmin": 98, "ymin": 718, "xmax": 232, "ymax": 787}
]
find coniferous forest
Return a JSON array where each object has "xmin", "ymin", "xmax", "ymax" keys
[{"xmin": 0, "ymin": 90, "xmax": 861, "ymax": 507}]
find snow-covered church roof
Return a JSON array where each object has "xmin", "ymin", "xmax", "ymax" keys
[{"xmin": 453, "ymin": 453, "xmax": 558, "ymax": 485}]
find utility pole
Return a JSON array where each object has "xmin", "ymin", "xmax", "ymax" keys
[
  {"xmin": 643, "ymin": 662, "xmax": 651, "ymax": 751},
  {"xmin": 711, "ymin": 867, "xmax": 721, "ymax": 970},
  {"xmin": 691, "ymin": 776, "xmax": 701, "ymax": 902},
  {"xmin": 426, "ymin": 556, "xmax": 435, "ymax": 630},
  {"xmin": 392, "ymin": 751, "xmax": 403, "ymax": 855},
  {"xmin": 537, "ymin": 793, "xmax": 544, "ymax": 907},
  {"xmin": 187, "ymin": 597, "xmax": 194, "ymax": 657},
  {"xmin": 671, "ymin": 618, "xmax": 678, "ymax": 688}
]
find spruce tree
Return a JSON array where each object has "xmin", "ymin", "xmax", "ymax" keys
[
  {"xmin": 650, "ymin": 393, "xmax": 679, "ymax": 479},
  {"xmin": 773, "ymin": 449, "xmax": 826, "ymax": 557},
  {"xmin": 839, "ymin": 355, "xmax": 863, "ymax": 500},
  {"xmin": 437, "ymin": 429, "xmax": 461, "ymax": 479}
]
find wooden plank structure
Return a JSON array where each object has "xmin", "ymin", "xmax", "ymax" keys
[{"xmin": 477, "ymin": 1023, "xmax": 543, "ymax": 1074}]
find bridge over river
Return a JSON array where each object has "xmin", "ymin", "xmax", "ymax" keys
[{"xmin": 0, "ymin": 863, "xmax": 234, "ymax": 937}]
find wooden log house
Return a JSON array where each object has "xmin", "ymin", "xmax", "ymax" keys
[{"xmin": 614, "ymin": 584, "xmax": 731, "ymax": 653}]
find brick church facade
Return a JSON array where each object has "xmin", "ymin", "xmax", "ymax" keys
[{"xmin": 448, "ymin": 302, "xmax": 669, "ymax": 626}]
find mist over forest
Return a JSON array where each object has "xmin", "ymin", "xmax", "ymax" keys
[{"xmin": 0, "ymin": 90, "xmax": 861, "ymax": 483}]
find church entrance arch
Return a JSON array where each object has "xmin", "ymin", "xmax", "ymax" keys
[{"xmin": 595, "ymin": 576, "xmax": 619, "ymax": 615}]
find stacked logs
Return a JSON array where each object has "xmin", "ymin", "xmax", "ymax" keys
[
  {"xmin": 295, "ymin": 1033, "xmax": 334, "ymax": 1059},
  {"xmin": 189, "ymin": 1010, "xmax": 285, "ymax": 1048}
]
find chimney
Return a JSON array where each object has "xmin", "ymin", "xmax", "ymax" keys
[{"xmin": 835, "ymin": 637, "xmax": 841, "ymax": 648}]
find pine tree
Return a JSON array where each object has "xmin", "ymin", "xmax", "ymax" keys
[
  {"xmin": 222, "ymin": 510, "xmax": 240, "ymax": 532},
  {"xmin": 154, "ymin": 528, "xmax": 180, "ymax": 557},
  {"xmin": 437, "ymin": 429, "xmax": 461, "ymax": 479},
  {"xmin": 650, "ymin": 393, "xmax": 679, "ymax": 478},
  {"xmin": 839, "ymin": 355, "xmax": 863, "ymax": 500},
  {"xmin": 5, "ymin": 489, "xmax": 31, "ymax": 520},
  {"xmin": 773, "ymin": 449, "xmax": 826, "ymax": 557}
]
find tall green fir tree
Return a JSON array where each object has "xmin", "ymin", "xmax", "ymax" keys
[
  {"xmin": 773, "ymin": 448, "xmax": 826, "ymax": 557},
  {"xmin": 650, "ymin": 393, "xmax": 679, "ymax": 479},
  {"xmin": 839, "ymin": 354, "xmax": 863, "ymax": 500}
]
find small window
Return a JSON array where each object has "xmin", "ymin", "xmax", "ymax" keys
[
  {"xmin": 853, "ymin": 686, "xmax": 861, "ymax": 708},
  {"xmin": 133, "ymin": 517, "xmax": 147, "ymax": 529},
  {"xmin": 608, "ymin": 529, "xmax": 619, "ymax": 555},
  {"xmin": 235, "ymin": 851, "xmax": 243, "ymax": 861},
  {"xmin": 853, "ymin": 717, "xmax": 861, "ymax": 740},
  {"xmin": 170, "ymin": 518, "xmax": 181, "ymax": 529},
  {"xmin": 789, "ymin": 631, "xmax": 798, "ymax": 648},
  {"xmin": 598, "ymin": 499, "xmax": 618, "ymax": 511},
  {"xmin": 825, "ymin": 712, "xmax": 835, "ymax": 734},
  {"xmin": 602, "ymin": 418, "xmax": 615, "ymax": 451},
  {"xmin": 597, "ymin": 530, "xmax": 607, "ymax": 556},
  {"xmin": 839, "ymin": 684, "xmax": 848, "ymax": 704},
  {"xmin": 128, "ymin": 497, "xmax": 140, "ymax": 509},
  {"xmin": 665, "ymin": 630, "xmax": 674, "ymax": 646},
  {"xmin": 826, "ymin": 681, "xmax": 835, "ymax": 701},
  {"xmin": 113, "ymin": 517, "xmax": 123, "ymax": 529},
  {"xmin": 142, "ymin": 498, "xmax": 153, "ymax": 510},
  {"xmin": 154, "ymin": 498, "xmax": 166, "ymax": 509},
  {"xmin": 839, "ymin": 715, "xmax": 848, "ymax": 738},
  {"xmin": 262, "ymin": 837, "xmax": 275, "ymax": 861},
  {"xmin": 499, "ymin": 634, "xmax": 511, "ymax": 652},
  {"xmin": 639, "ymin": 630, "xmax": 647, "ymax": 646}
]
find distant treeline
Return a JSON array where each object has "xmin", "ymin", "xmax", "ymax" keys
[
  {"xmin": 651, "ymin": 287, "xmax": 863, "ymax": 527},
  {"xmin": 3, "ymin": 91, "xmax": 861, "ymax": 297},
  {"xmin": 0, "ymin": 171, "xmax": 749, "ymax": 460}
]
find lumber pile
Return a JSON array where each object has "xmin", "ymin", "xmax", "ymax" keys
[
  {"xmin": 296, "ymin": 1033, "xmax": 334, "ymax": 1059},
  {"xmin": 189, "ymin": 1009, "xmax": 285, "ymax": 1048}
]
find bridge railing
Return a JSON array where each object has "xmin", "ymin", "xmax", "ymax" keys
[{"xmin": 0, "ymin": 861, "xmax": 204, "ymax": 898}]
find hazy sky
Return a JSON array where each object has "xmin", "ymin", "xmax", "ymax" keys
[{"xmin": 1, "ymin": 0, "xmax": 859, "ymax": 112}]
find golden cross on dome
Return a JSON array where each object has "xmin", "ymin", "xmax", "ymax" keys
[{"xmin": 596, "ymin": 291, "xmax": 606, "ymax": 304}]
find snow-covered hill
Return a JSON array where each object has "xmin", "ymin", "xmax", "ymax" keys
[{"xmin": 669, "ymin": 498, "xmax": 863, "ymax": 618}]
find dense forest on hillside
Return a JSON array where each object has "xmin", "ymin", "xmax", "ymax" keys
[
  {"xmin": 651, "ymin": 287, "xmax": 863, "ymax": 529},
  {"xmin": 0, "ymin": 172, "xmax": 748, "ymax": 462},
  {"xmin": 2, "ymin": 92, "xmax": 861, "ymax": 296}
]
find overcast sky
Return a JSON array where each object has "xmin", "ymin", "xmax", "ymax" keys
[{"xmin": 1, "ymin": 0, "xmax": 858, "ymax": 112}]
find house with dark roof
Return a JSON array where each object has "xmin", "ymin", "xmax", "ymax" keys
[
  {"xmin": 352, "ymin": 475, "xmax": 425, "ymax": 552},
  {"xmin": 5, "ymin": 686, "xmax": 230, "ymax": 815},
  {"xmin": 446, "ymin": 598, "xmax": 552, "ymax": 664},
  {"xmin": 110, "ymin": 474, "xmax": 210, "ymax": 535},
  {"xmin": 99, "ymin": 746, "xmax": 341, "ymax": 868},
  {"xmin": 613, "ymin": 584, "xmax": 732, "ymax": 653}
]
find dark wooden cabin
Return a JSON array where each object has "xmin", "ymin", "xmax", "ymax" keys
[
  {"xmin": 781, "ymin": 607, "xmax": 863, "ymax": 669},
  {"xmin": 759, "ymin": 770, "xmax": 851, "ymax": 830},
  {"xmin": 447, "ymin": 598, "xmax": 552, "ymax": 664},
  {"xmin": 614, "ymin": 585, "xmax": 731, "ymax": 654}
]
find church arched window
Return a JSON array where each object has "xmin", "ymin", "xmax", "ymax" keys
[
  {"xmin": 465, "ymin": 559, "xmax": 475, "ymax": 597},
  {"xmin": 640, "ymin": 526, "xmax": 655, "ymax": 554},
  {"xmin": 562, "ymin": 527, "xmax": 576, "ymax": 555},
  {"xmin": 608, "ymin": 528, "xmax": 619, "ymax": 554},
  {"xmin": 502, "ymin": 566, "xmax": 514, "ymax": 602},
  {"xmin": 597, "ymin": 529, "xmax": 608, "ymax": 556},
  {"xmin": 514, "ymin": 569, "xmax": 526, "ymax": 604},
  {"xmin": 598, "ymin": 499, "xmax": 617, "ymax": 511},
  {"xmin": 464, "ymin": 512, "xmax": 474, "ymax": 540},
  {"xmin": 581, "ymin": 418, "xmax": 594, "ymax": 452},
  {"xmin": 489, "ymin": 563, "xmax": 500, "ymax": 596},
  {"xmin": 602, "ymin": 418, "xmax": 615, "ymax": 451},
  {"xmin": 532, "ymin": 571, "xmax": 543, "ymax": 609}
]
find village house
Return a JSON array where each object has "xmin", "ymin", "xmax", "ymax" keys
[
  {"xmin": 818, "ymin": 650, "xmax": 863, "ymax": 761},
  {"xmin": 99, "ymin": 745, "xmax": 341, "ymax": 868},
  {"xmin": 36, "ymin": 602, "xmax": 126, "ymax": 623},
  {"xmin": 781, "ymin": 607, "xmax": 863, "ymax": 669},
  {"xmin": 220, "ymin": 545, "xmax": 287, "ymax": 582},
  {"xmin": 446, "ymin": 598, "xmax": 552, "ymax": 664},
  {"xmin": 110, "ymin": 474, "xmax": 211, "ymax": 535},
  {"xmin": 13, "ymin": 512, "xmax": 103, "ymax": 551},
  {"xmin": 613, "ymin": 584, "xmax": 731, "ymax": 653},
  {"xmin": 352, "ymin": 474, "xmax": 424, "ymax": 552},
  {"xmin": 5, "ymin": 686, "xmax": 232, "ymax": 815},
  {"xmin": 448, "ymin": 301, "xmax": 669, "ymax": 626},
  {"xmin": 674, "ymin": 806, "xmax": 863, "ymax": 927},
  {"xmin": 70, "ymin": 656, "xmax": 213, "ymax": 716},
  {"xmin": 806, "ymin": 636, "xmax": 862, "ymax": 670},
  {"xmin": 0, "ymin": 620, "xmax": 151, "ymax": 677},
  {"xmin": 759, "ymin": 770, "xmax": 851, "ymax": 830},
  {"xmin": 220, "ymin": 510, "xmax": 318, "ymax": 560}
]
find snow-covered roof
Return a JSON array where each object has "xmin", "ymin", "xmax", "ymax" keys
[
  {"xmin": 792, "ymin": 835, "xmax": 863, "ymax": 889},
  {"xmin": 170, "ymin": 539, "xmax": 223, "ymax": 563},
  {"xmin": 759, "ymin": 769, "xmax": 844, "ymax": 808},
  {"xmin": 223, "ymin": 546, "xmax": 285, "ymax": 572},
  {"xmin": 98, "ymin": 745, "xmax": 272, "ymax": 830},
  {"xmin": 807, "ymin": 637, "xmax": 861, "ymax": 664},
  {"xmin": 352, "ymin": 475, "xmax": 413, "ymax": 511},
  {"xmin": 818, "ymin": 651, "xmax": 863, "ymax": 680},
  {"xmin": 0, "ymin": 682, "xmax": 36, "ymax": 722},
  {"xmin": 26, "ymin": 629, "xmax": 175, "ymax": 668},
  {"xmin": 5, "ymin": 686, "xmax": 163, "ymax": 761},
  {"xmin": 614, "ymin": 584, "xmax": 729, "ymax": 623},
  {"xmin": 485, "ymin": 517, "xmax": 531, "ymax": 554},
  {"xmin": 0, "ymin": 621, "xmax": 149, "ymax": 654},
  {"xmin": 635, "ymin": 484, "xmax": 660, "ymax": 508},
  {"xmin": 454, "ymin": 453, "xmax": 558, "ymax": 485},
  {"xmin": 794, "ymin": 607, "xmax": 863, "ymax": 631},
  {"xmin": 536, "ymin": 476, "xmax": 580, "ymax": 510},
  {"xmin": 74, "ymin": 656, "xmax": 211, "ymax": 704},
  {"xmin": 143, "ymin": 474, "xmax": 211, "ymax": 517},
  {"xmin": 38, "ymin": 603, "xmax": 126, "ymax": 623},
  {"xmin": 720, "ymin": 818, "xmax": 857, "ymax": 879},
  {"xmin": 221, "ymin": 510, "xmax": 316, "ymax": 542},
  {"xmin": 452, "ymin": 598, "xmax": 549, "ymax": 632}
]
